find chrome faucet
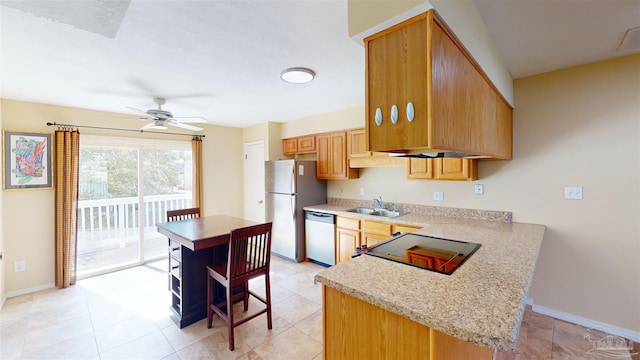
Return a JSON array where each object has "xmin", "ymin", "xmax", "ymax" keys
[{"xmin": 373, "ymin": 196, "xmax": 385, "ymax": 210}]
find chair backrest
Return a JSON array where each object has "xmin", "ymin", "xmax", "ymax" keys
[
  {"xmin": 227, "ymin": 222, "xmax": 273, "ymax": 283},
  {"xmin": 167, "ymin": 207, "xmax": 201, "ymax": 222}
]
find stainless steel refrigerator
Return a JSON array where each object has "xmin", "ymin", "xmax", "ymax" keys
[{"xmin": 265, "ymin": 160, "xmax": 327, "ymax": 262}]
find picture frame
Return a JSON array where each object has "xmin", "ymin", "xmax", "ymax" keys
[{"xmin": 3, "ymin": 130, "xmax": 53, "ymax": 190}]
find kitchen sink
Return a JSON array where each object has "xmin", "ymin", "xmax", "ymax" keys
[{"xmin": 345, "ymin": 207, "xmax": 406, "ymax": 218}]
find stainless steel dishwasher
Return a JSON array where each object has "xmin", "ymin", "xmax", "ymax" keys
[{"xmin": 305, "ymin": 211, "xmax": 336, "ymax": 266}]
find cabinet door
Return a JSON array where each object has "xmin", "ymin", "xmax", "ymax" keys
[
  {"xmin": 406, "ymin": 158, "xmax": 434, "ymax": 179},
  {"xmin": 348, "ymin": 128, "xmax": 369, "ymax": 158},
  {"xmin": 336, "ymin": 228, "xmax": 360, "ymax": 263},
  {"xmin": 366, "ymin": 14, "xmax": 429, "ymax": 152},
  {"xmin": 297, "ymin": 135, "xmax": 316, "ymax": 154},
  {"xmin": 329, "ymin": 132, "xmax": 348, "ymax": 179},
  {"xmin": 316, "ymin": 134, "xmax": 330, "ymax": 179},
  {"xmin": 283, "ymin": 138, "xmax": 297, "ymax": 155},
  {"xmin": 434, "ymin": 158, "xmax": 477, "ymax": 181}
]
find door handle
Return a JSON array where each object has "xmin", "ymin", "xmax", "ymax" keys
[{"xmin": 258, "ymin": 200, "xmax": 263, "ymax": 204}]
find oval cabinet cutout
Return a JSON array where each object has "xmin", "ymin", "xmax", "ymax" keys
[
  {"xmin": 390, "ymin": 105, "xmax": 398, "ymax": 124},
  {"xmin": 407, "ymin": 102, "xmax": 415, "ymax": 122},
  {"xmin": 375, "ymin": 108, "xmax": 383, "ymax": 126}
]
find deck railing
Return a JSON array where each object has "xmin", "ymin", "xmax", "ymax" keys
[
  {"xmin": 76, "ymin": 193, "xmax": 192, "ymax": 275},
  {"xmin": 78, "ymin": 193, "xmax": 193, "ymax": 238}
]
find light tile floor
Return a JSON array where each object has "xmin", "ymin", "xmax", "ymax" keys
[{"xmin": 1, "ymin": 257, "xmax": 638, "ymax": 360}]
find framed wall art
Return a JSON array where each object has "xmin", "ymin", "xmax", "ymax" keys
[{"xmin": 3, "ymin": 130, "xmax": 53, "ymax": 190}]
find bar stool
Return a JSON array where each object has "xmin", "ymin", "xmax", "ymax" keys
[{"xmin": 206, "ymin": 222, "xmax": 273, "ymax": 351}]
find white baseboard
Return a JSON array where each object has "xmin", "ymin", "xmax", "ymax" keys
[
  {"xmin": 530, "ymin": 302, "xmax": 640, "ymax": 343},
  {"xmin": 5, "ymin": 282, "xmax": 55, "ymax": 298}
]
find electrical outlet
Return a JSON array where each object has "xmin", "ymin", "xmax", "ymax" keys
[
  {"xmin": 564, "ymin": 186, "xmax": 583, "ymax": 200},
  {"xmin": 359, "ymin": 188, "xmax": 365, "ymax": 196},
  {"xmin": 474, "ymin": 184, "xmax": 484, "ymax": 195},
  {"xmin": 14, "ymin": 260, "xmax": 26, "ymax": 272},
  {"xmin": 433, "ymin": 191, "xmax": 444, "ymax": 201}
]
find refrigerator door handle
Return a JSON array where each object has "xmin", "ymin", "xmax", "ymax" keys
[{"xmin": 290, "ymin": 165, "xmax": 295, "ymax": 194}]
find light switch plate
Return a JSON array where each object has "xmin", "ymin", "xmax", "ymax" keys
[
  {"xmin": 359, "ymin": 188, "xmax": 365, "ymax": 196},
  {"xmin": 564, "ymin": 186, "xmax": 583, "ymax": 200},
  {"xmin": 14, "ymin": 260, "xmax": 26, "ymax": 272},
  {"xmin": 474, "ymin": 184, "xmax": 484, "ymax": 195}
]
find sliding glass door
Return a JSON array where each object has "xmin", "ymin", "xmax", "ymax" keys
[{"xmin": 77, "ymin": 136, "xmax": 192, "ymax": 278}]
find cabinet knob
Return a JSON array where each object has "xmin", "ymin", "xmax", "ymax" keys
[
  {"xmin": 407, "ymin": 102, "xmax": 415, "ymax": 122},
  {"xmin": 390, "ymin": 105, "xmax": 398, "ymax": 124},
  {"xmin": 374, "ymin": 108, "xmax": 383, "ymax": 126}
]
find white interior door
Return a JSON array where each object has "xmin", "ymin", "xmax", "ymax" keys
[{"xmin": 244, "ymin": 141, "xmax": 265, "ymax": 222}]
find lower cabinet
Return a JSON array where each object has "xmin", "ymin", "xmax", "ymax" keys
[
  {"xmin": 336, "ymin": 217, "xmax": 361, "ymax": 263},
  {"xmin": 335, "ymin": 216, "xmax": 421, "ymax": 263}
]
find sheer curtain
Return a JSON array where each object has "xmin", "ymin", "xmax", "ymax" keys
[
  {"xmin": 192, "ymin": 136, "xmax": 203, "ymax": 210},
  {"xmin": 54, "ymin": 128, "xmax": 80, "ymax": 288}
]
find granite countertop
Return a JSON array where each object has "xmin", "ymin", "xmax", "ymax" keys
[{"xmin": 306, "ymin": 203, "xmax": 545, "ymax": 351}]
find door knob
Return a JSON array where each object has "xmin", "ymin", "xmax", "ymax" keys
[{"xmin": 258, "ymin": 200, "xmax": 263, "ymax": 204}]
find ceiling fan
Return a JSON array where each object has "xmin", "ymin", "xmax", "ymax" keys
[{"xmin": 127, "ymin": 97, "xmax": 207, "ymax": 131}]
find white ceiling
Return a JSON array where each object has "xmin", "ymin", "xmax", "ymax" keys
[{"xmin": 1, "ymin": 0, "xmax": 638, "ymax": 129}]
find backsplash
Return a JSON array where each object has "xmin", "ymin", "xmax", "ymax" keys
[{"xmin": 327, "ymin": 197, "xmax": 512, "ymax": 223}]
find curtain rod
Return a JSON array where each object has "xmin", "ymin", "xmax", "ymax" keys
[{"xmin": 46, "ymin": 122, "xmax": 205, "ymax": 138}]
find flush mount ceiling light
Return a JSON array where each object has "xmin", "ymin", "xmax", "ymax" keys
[{"xmin": 280, "ymin": 67, "xmax": 315, "ymax": 84}]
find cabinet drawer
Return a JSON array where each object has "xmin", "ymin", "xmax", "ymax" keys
[
  {"xmin": 393, "ymin": 224, "xmax": 421, "ymax": 234},
  {"xmin": 170, "ymin": 257, "xmax": 181, "ymax": 278},
  {"xmin": 337, "ymin": 217, "xmax": 360, "ymax": 231},
  {"xmin": 169, "ymin": 240, "xmax": 181, "ymax": 260},
  {"xmin": 363, "ymin": 220, "xmax": 392, "ymax": 236}
]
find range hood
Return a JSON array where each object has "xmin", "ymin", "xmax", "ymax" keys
[{"xmin": 388, "ymin": 152, "xmax": 490, "ymax": 159}]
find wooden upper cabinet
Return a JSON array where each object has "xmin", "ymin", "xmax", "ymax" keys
[
  {"xmin": 282, "ymin": 135, "xmax": 316, "ymax": 156},
  {"xmin": 365, "ymin": 11, "xmax": 512, "ymax": 159},
  {"xmin": 406, "ymin": 158, "xmax": 434, "ymax": 179},
  {"xmin": 407, "ymin": 158, "xmax": 477, "ymax": 181},
  {"xmin": 317, "ymin": 132, "xmax": 359, "ymax": 180},
  {"xmin": 348, "ymin": 128, "xmax": 369, "ymax": 158},
  {"xmin": 283, "ymin": 138, "xmax": 297, "ymax": 155},
  {"xmin": 434, "ymin": 158, "xmax": 477, "ymax": 181}
]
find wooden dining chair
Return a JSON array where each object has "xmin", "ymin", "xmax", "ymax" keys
[
  {"xmin": 206, "ymin": 222, "xmax": 273, "ymax": 351},
  {"xmin": 166, "ymin": 208, "xmax": 200, "ymax": 289},
  {"xmin": 166, "ymin": 207, "xmax": 201, "ymax": 222}
]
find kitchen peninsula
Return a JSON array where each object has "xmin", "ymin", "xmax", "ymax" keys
[{"xmin": 307, "ymin": 203, "xmax": 545, "ymax": 359}]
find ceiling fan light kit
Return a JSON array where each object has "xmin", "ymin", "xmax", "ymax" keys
[
  {"xmin": 280, "ymin": 67, "xmax": 315, "ymax": 84},
  {"xmin": 127, "ymin": 97, "xmax": 206, "ymax": 131}
]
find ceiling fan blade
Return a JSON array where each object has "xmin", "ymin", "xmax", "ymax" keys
[
  {"xmin": 140, "ymin": 122, "xmax": 156, "ymax": 130},
  {"xmin": 173, "ymin": 116, "xmax": 208, "ymax": 123},
  {"xmin": 168, "ymin": 121, "xmax": 203, "ymax": 131},
  {"xmin": 126, "ymin": 106, "xmax": 149, "ymax": 116}
]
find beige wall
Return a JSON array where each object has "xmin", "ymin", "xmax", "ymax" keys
[
  {"xmin": 0, "ymin": 99, "xmax": 244, "ymax": 294},
  {"xmin": 242, "ymin": 121, "xmax": 284, "ymax": 161},
  {"xmin": 281, "ymin": 105, "xmax": 364, "ymax": 138},
  {"xmin": 289, "ymin": 55, "xmax": 640, "ymax": 333}
]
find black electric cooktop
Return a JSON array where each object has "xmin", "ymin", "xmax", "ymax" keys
[{"xmin": 364, "ymin": 233, "xmax": 481, "ymax": 275}]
